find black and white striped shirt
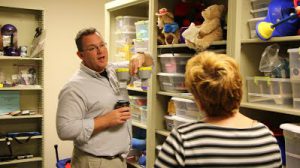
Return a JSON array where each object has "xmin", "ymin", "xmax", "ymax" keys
[{"xmin": 155, "ymin": 121, "xmax": 282, "ymax": 168}]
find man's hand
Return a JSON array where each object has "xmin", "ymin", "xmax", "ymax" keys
[
  {"xmin": 104, "ymin": 107, "xmax": 131, "ymax": 127},
  {"xmin": 129, "ymin": 52, "xmax": 153, "ymax": 76},
  {"xmin": 92, "ymin": 107, "xmax": 130, "ymax": 135}
]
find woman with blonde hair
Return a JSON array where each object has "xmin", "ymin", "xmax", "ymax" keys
[{"xmin": 155, "ymin": 51, "xmax": 282, "ymax": 168}]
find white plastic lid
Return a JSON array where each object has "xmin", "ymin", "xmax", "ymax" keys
[
  {"xmin": 172, "ymin": 115, "xmax": 197, "ymax": 122},
  {"xmin": 134, "ymin": 20, "xmax": 149, "ymax": 25},
  {"xmin": 158, "ymin": 72, "xmax": 185, "ymax": 77},
  {"xmin": 287, "ymin": 48, "xmax": 300, "ymax": 53},
  {"xmin": 158, "ymin": 53, "xmax": 193, "ymax": 58},
  {"xmin": 280, "ymin": 123, "xmax": 300, "ymax": 134},
  {"xmin": 171, "ymin": 97, "xmax": 194, "ymax": 103},
  {"xmin": 116, "ymin": 16, "xmax": 147, "ymax": 20}
]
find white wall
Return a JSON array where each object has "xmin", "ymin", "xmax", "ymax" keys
[{"xmin": 0, "ymin": 0, "xmax": 105, "ymax": 167}]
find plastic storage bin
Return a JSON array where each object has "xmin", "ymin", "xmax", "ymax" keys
[
  {"xmin": 280, "ymin": 123, "xmax": 300, "ymax": 168},
  {"xmin": 164, "ymin": 115, "xmax": 196, "ymax": 131},
  {"xmin": 248, "ymin": 17, "xmax": 264, "ymax": 38},
  {"xmin": 116, "ymin": 16, "xmax": 147, "ymax": 32},
  {"xmin": 129, "ymin": 95, "xmax": 147, "ymax": 106},
  {"xmin": 294, "ymin": 98, "xmax": 300, "ymax": 109},
  {"xmin": 140, "ymin": 106, "xmax": 147, "ymax": 124},
  {"xmin": 288, "ymin": 48, "xmax": 300, "ymax": 80},
  {"xmin": 133, "ymin": 39, "xmax": 148, "ymax": 52},
  {"xmin": 291, "ymin": 80, "xmax": 300, "ymax": 99},
  {"xmin": 158, "ymin": 73, "xmax": 186, "ymax": 92},
  {"xmin": 130, "ymin": 104, "xmax": 141, "ymax": 122},
  {"xmin": 250, "ymin": 7, "xmax": 268, "ymax": 18},
  {"xmin": 134, "ymin": 20, "xmax": 149, "ymax": 39},
  {"xmin": 158, "ymin": 53, "xmax": 192, "ymax": 73},
  {"xmin": 246, "ymin": 77, "xmax": 292, "ymax": 105},
  {"xmin": 250, "ymin": 0, "xmax": 270, "ymax": 10},
  {"xmin": 171, "ymin": 97, "xmax": 201, "ymax": 119},
  {"xmin": 115, "ymin": 32, "xmax": 136, "ymax": 44}
]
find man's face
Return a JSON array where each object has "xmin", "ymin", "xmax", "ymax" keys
[{"xmin": 77, "ymin": 33, "xmax": 108, "ymax": 72}]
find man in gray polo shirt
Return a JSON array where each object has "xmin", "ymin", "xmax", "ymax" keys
[{"xmin": 56, "ymin": 27, "xmax": 153, "ymax": 168}]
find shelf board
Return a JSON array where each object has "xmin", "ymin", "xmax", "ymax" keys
[
  {"xmin": 0, "ymin": 85, "xmax": 42, "ymax": 90},
  {"xmin": 242, "ymin": 36, "xmax": 300, "ymax": 43},
  {"xmin": 132, "ymin": 120, "xmax": 147, "ymax": 129},
  {"xmin": 157, "ymin": 40, "xmax": 227, "ymax": 48},
  {"xmin": 0, "ymin": 114, "xmax": 43, "ymax": 120},
  {"xmin": 0, "ymin": 157, "xmax": 42, "ymax": 165},
  {"xmin": 127, "ymin": 160, "xmax": 142, "ymax": 168},
  {"xmin": 155, "ymin": 129, "xmax": 170, "ymax": 137},
  {"xmin": 157, "ymin": 91, "xmax": 193, "ymax": 99},
  {"xmin": 0, "ymin": 56, "xmax": 42, "ymax": 60},
  {"xmin": 241, "ymin": 102, "xmax": 300, "ymax": 116},
  {"xmin": 0, "ymin": 135, "xmax": 43, "ymax": 142},
  {"xmin": 127, "ymin": 87, "xmax": 147, "ymax": 93}
]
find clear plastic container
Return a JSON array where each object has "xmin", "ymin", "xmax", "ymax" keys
[
  {"xmin": 158, "ymin": 53, "xmax": 192, "ymax": 73},
  {"xmin": 116, "ymin": 16, "xmax": 147, "ymax": 32},
  {"xmin": 280, "ymin": 123, "xmax": 300, "ymax": 168},
  {"xmin": 164, "ymin": 115, "xmax": 196, "ymax": 131},
  {"xmin": 130, "ymin": 104, "xmax": 141, "ymax": 122},
  {"xmin": 171, "ymin": 97, "xmax": 199, "ymax": 119},
  {"xmin": 250, "ymin": 0, "xmax": 270, "ymax": 10},
  {"xmin": 250, "ymin": 7, "xmax": 268, "ymax": 18},
  {"xmin": 133, "ymin": 39, "xmax": 148, "ymax": 52},
  {"xmin": 115, "ymin": 32, "xmax": 136, "ymax": 44},
  {"xmin": 248, "ymin": 17, "xmax": 264, "ymax": 38},
  {"xmin": 129, "ymin": 95, "xmax": 147, "ymax": 106},
  {"xmin": 140, "ymin": 106, "xmax": 147, "ymax": 124},
  {"xmin": 246, "ymin": 77, "xmax": 292, "ymax": 105},
  {"xmin": 158, "ymin": 73, "xmax": 186, "ymax": 92},
  {"xmin": 288, "ymin": 48, "xmax": 300, "ymax": 80},
  {"xmin": 291, "ymin": 80, "xmax": 300, "ymax": 99},
  {"xmin": 134, "ymin": 20, "xmax": 149, "ymax": 39},
  {"xmin": 293, "ymin": 98, "xmax": 300, "ymax": 109}
]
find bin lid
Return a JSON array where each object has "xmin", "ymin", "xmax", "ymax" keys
[
  {"xmin": 171, "ymin": 97, "xmax": 194, "ymax": 103},
  {"xmin": 287, "ymin": 48, "xmax": 300, "ymax": 54},
  {"xmin": 280, "ymin": 123, "xmax": 300, "ymax": 134},
  {"xmin": 158, "ymin": 53, "xmax": 193, "ymax": 58}
]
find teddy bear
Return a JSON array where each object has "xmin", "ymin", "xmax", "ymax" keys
[
  {"xmin": 156, "ymin": 8, "xmax": 180, "ymax": 45},
  {"xmin": 182, "ymin": 4, "xmax": 224, "ymax": 51}
]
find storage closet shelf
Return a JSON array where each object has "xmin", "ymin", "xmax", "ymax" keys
[
  {"xmin": 0, "ymin": 86, "xmax": 42, "ymax": 90},
  {"xmin": 0, "ymin": 56, "xmax": 43, "ymax": 60},
  {"xmin": 0, "ymin": 114, "xmax": 43, "ymax": 120},
  {"xmin": 155, "ymin": 129, "xmax": 170, "ymax": 137},
  {"xmin": 0, "ymin": 135, "xmax": 43, "ymax": 142},
  {"xmin": 132, "ymin": 120, "xmax": 147, "ymax": 129},
  {"xmin": 242, "ymin": 36, "xmax": 300, "ymax": 44},
  {"xmin": 157, "ymin": 40, "xmax": 226, "ymax": 48},
  {"xmin": 0, "ymin": 157, "xmax": 42, "ymax": 166},
  {"xmin": 241, "ymin": 102, "xmax": 300, "ymax": 116},
  {"xmin": 157, "ymin": 91, "xmax": 193, "ymax": 100}
]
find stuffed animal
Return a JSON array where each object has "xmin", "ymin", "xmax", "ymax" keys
[
  {"xmin": 181, "ymin": 22, "xmax": 201, "ymax": 49},
  {"xmin": 182, "ymin": 4, "xmax": 224, "ymax": 51},
  {"xmin": 156, "ymin": 8, "xmax": 180, "ymax": 45}
]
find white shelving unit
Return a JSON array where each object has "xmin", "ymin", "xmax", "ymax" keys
[
  {"xmin": 0, "ymin": 5, "xmax": 44, "ymax": 168},
  {"xmin": 105, "ymin": 0, "xmax": 300, "ymax": 167}
]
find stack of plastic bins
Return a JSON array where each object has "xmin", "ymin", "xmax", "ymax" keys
[
  {"xmin": 129, "ymin": 95, "xmax": 147, "ymax": 123},
  {"xmin": 171, "ymin": 97, "xmax": 204, "ymax": 120},
  {"xmin": 246, "ymin": 76, "xmax": 293, "ymax": 106},
  {"xmin": 157, "ymin": 53, "xmax": 193, "ymax": 93},
  {"xmin": 247, "ymin": 0, "xmax": 270, "ymax": 38},
  {"xmin": 133, "ymin": 20, "xmax": 149, "ymax": 53},
  {"xmin": 280, "ymin": 123, "xmax": 300, "ymax": 168},
  {"xmin": 115, "ymin": 16, "xmax": 147, "ymax": 61},
  {"xmin": 288, "ymin": 48, "xmax": 300, "ymax": 109}
]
